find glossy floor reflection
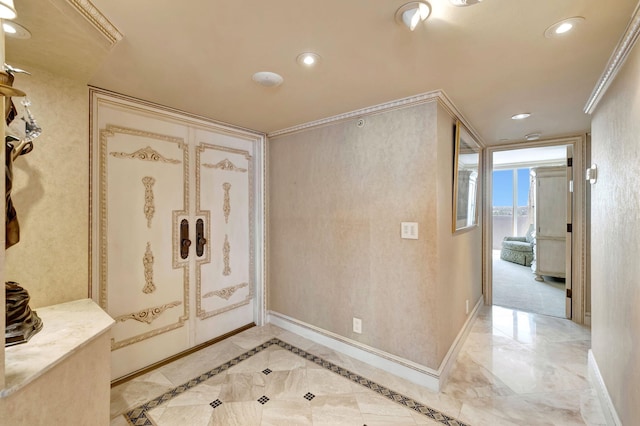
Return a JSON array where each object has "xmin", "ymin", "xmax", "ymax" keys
[{"xmin": 110, "ymin": 306, "xmax": 605, "ymax": 426}]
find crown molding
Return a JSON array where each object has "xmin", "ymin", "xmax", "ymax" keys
[
  {"xmin": 267, "ymin": 91, "xmax": 442, "ymax": 138},
  {"xmin": 584, "ymin": 2, "xmax": 640, "ymax": 114},
  {"xmin": 267, "ymin": 89, "xmax": 485, "ymax": 148},
  {"xmin": 66, "ymin": 0, "xmax": 123, "ymax": 45},
  {"xmin": 89, "ymin": 86, "xmax": 266, "ymax": 139},
  {"xmin": 436, "ymin": 90, "xmax": 485, "ymax": 148}
]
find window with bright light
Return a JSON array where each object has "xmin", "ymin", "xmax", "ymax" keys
[{"xmin": 492, "ymin": 168, "xmax": 531, "ymax": 249}]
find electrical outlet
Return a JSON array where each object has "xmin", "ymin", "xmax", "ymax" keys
[
  {"xmin": 465, "ymin": 299, "xmax": 469, "ymax": 315},
  {"xmin": 353, "ymin": 317, "xmax": 362, "ymax": 334}
]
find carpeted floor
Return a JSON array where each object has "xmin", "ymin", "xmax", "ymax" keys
[{"xmin": 492, "ymin": 250, "xmax": 566, "ymax": 318}]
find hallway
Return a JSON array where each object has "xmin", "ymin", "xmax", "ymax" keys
[{"xmin": 110, "ymin": 305, "xmax": 603, "ymax": 425}]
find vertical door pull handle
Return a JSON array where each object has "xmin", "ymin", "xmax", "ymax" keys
[
  {"xmin": 180, "ymin": 219, "xmax": 191, "ymax": 259},
  {"xmin": 196, "ymin": 218, "xmax": 207, "ymax": 257}
]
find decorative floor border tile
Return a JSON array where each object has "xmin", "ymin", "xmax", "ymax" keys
[{"xmin": 125, "ymin": 338, "xmax": 469, "ymax": 426}]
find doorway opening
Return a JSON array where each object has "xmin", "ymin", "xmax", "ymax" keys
[{"xmin": 490, "ymin": 145, "xmax": 571, "ymax": 318}]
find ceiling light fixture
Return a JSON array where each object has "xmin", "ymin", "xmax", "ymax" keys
[
  {"xmin": 252, "ymin": 71, "xmax": 284, "ymax": 87},
  {"xmin": 3, "ymin": 22, "xmax": 15, "ymax": 33},
  {"xmin": 449, "ymin": 0, "xmax": 482, "ymax": 7},
  {"xmin": 555, "ymin": 23, "xmax": 573, "ymax": 34},
  {"xmin": 3, "ymin": 22, "xmax": 31, "ymax": 39},
  {"xmin": 544, "ymin": 17, "xmax": 585, "ymax": 38},
  {"xmin": 395, "ymin": 1, "xmax": 431, "ymax": 31},
  {"xmin": 296, "ymin": 52, "xmax": 321, "ymax": 67},
  {"xmin": 525, "ymin": 133, "xmax": 542, "ymax": 141},
  {"xmin": 0, "ymin": 0, "xmax": 17, "ymax": 20},
  {"xmin": 511, "ymin": 113, "xmax": 531, "ymax": 120}
]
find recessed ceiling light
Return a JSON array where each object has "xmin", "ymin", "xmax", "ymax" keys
[
  {"xmin": 296, "ymin": 52, "xmax": 321, "ymax": 67},
  {"xmin": 395, "ymin": 2, "xmax": 431, "ymax": 31},
  {"xmin": 525, "ymin": 133, "xmax": 542, "ymax": 141},
  {"xmin": 555, "ymin": 22, "xmax": 573, "ymax": 34},
  {"xmin": 544, "ymin": 17, "xmax": 585, "ymax": 38},
  {"xmin": 511, "ymin": 113, "xmax": 531, "ymax": 120},
  {"xmin": 0, "ymin": 0, "xmax": 17, "ymax": 20},
  {"xmin": 449, "ymin": 0, "xmax": 482, "ymax": 7},
  {"xmin": 3, "ymin": 21, "xmax": 30, "ymax": 39},
  {"xmin": 252, "ymin": 71, "xmax": 283, "ymax": 87}
]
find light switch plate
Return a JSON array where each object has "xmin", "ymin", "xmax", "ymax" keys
[{"xmin": 401, "ymin": 222, "xmax": 418, "ymax": 239}]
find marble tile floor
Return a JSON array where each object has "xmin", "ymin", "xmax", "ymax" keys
[{"xmin": 110, "ymin": 305, "xmax": 605, "ymax": 426}]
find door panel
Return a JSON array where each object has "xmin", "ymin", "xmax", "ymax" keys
[
  {"xmin": 98, "ymin": 121, "xmax": 191, "ymax": 378},
  {"xmin": 92, "ymin": 92, "xmax": 262, "ymax": 381},
  {"xmin": 194, "ymin": 136, "xmax": 254, "ymax": 344}
]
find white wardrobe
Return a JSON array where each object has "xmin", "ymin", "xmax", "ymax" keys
[
  {"xmin": 90, "ymin": 90, "xmax": 265, "ymax": 380},
  {"xmin": 530, "ymin": 166, "xmax": 567, "ymax": 281}
]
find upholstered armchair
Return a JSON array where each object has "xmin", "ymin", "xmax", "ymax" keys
[{"xmin": 500, "ymin": 225, "xmax": 535, "ymax": 266}]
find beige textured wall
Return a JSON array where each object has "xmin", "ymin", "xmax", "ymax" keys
[
  {"xmin": 435, "ymin": 104, "xmax": 483, "ymax": 363},
  {"xmin": 269, "ymin": 101, "xmax": 482, "ymax": 369},
  {"xmin": 590, "ymin": 38, "xmax": 640, "ymax": 424},
  {"xmin": 4, "ymin": 64, "xmax": 88, "ymax": 309}
]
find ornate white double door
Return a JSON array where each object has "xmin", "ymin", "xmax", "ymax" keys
[{"xmin": 91, "ymin": 91, "xmax": 264, "ymax": 380}]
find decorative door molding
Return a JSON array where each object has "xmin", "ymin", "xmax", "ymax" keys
[
  {"xmin": 195, "ymin": 143, "xmax": 255, "ymax": 320},
  {"xmin": 114, "ymin": 301, "xmax": 182, "ymax": 325},
  {"xmin": 142, "ymin": 176, "xmax": 156, "ymax": 228},
  {"xmin": 141, "ymin": 242, "xmax": 155, "ymax": 294},
  {"xmin": 90, "ymin": 88, "xmax": 266, "ymax": 379},
  {"xmin": 98, "ymin": 124, "xmax": 190, "ymax": 350}
]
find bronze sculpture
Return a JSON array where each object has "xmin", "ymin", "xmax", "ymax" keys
[{"xmin": 2, "ymin": 67, "xmax": 43, "ymax": 346}]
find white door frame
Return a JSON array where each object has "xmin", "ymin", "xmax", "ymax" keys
[
  {"xmin": 483, "ymin": 135, "xmax": 587, "ymax": 323},
  {"xmin": 253, "ymin": 130, "xmax": 267, "ymax": 326}
]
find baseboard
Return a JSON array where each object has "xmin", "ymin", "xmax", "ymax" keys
[
  {"xmin": 588, "ymin": 350, "xmax": 622, "ymax": 426},
  {"xmin": 268, "ymin": 299, "xmax": 481, "ymax": 392},
  {"xmin": 584, "ymin": 312, "xmax": 591, "ymax": 326},
  {"xmin": 110, "ymin": 323, "xmax": 255, "ymax": 387},
  {"xmin": 437, "ymin": 296, "xmax": 483, "ymax": 389}
]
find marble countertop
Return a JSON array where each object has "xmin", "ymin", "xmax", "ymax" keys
[{"xmin": 1, "ymin": 298, "xmax": 114, "ymax": 398}]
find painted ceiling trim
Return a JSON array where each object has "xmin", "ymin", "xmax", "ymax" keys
[
  {"xmin": 268, "ymin": 89, "xmax": 485, "ymax": 148},
  {"xmin": 66, "ymin": 0, "xmax": 123, "ymax": 45},
  {"xmin": 88, "ymin": 86, "xmax": 266, "ymax": 140},
  {"xmin": 584, "ymin": 2, "xmax": 640, "ymax": 114}
]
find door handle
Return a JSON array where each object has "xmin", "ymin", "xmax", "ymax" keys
[
  {"xmin": 196, "ymin": 218, "xmax": 207, "ymax": 257},
  {"xmin": 180, "ymin": 219, "xmax": 191, "ymax": 259}
]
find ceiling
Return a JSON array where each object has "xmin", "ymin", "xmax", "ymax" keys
[
  {"xmin": 5, "ymin": 0, "xmax": 638, "ymax": 145},
  {"xmin": 493, "ymin": 145, "xmax": 567, "ymax": 167}
]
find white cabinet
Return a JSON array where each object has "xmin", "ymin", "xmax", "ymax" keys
[
  {"xmin": 90, "ymin": 90, "xmax": 264, "ymax": 380},
  {"xmin": 531, "ymin": 166, "xmax": 567, "ymax": 281}
]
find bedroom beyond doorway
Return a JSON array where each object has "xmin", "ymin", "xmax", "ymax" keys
[{"xmin": 491, "ymin": 145, "xmax": 570, "ymax": 318}]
